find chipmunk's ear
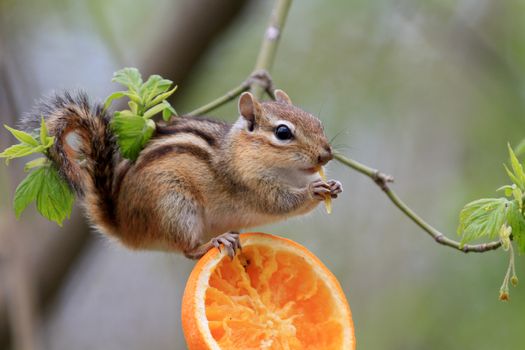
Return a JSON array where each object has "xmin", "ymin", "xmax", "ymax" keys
[
  {"xmin": 239, "ymin": 92, "xmax": 261, "ymax": 131},
  {"xmin": 274, "ymin": 89, "xmax": 292, "ymax": 105}
]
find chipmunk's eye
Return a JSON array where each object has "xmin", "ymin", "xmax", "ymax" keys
[{"xmin": 275, "ymin": 124, "xmax": 293, "ymax": 140}]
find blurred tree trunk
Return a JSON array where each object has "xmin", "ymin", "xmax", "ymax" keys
[{"xmin": 141, "ymin": 0, "xmax": 249, "ymax": 87}]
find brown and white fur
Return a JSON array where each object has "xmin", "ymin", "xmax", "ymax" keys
[{"xmin": 23, "ymin": 90, "xmax": 342, "ymax": 259}]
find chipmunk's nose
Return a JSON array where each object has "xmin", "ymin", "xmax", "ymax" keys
[{"xmin": 317, "ymin": 145, "xmax": 333, "ymax": 165}]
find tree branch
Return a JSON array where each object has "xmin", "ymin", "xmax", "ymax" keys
[
  {"xmin": 187, "ymin": 81, "xmax": 250, "ymax": 116},
  {"xmin": 334, "ymin": 153, "xmax": 502, "ymax": 253},
  {"xmin": 186, "ymin": 70, "xmax": 274, "ymax": 116},
  {"xmin": 251, "ymin": 0, "xmax": 292, "ymax": 99},
  {"xmin": 186, "ymin": 0, "xmax": 291, "ymax": 115}
]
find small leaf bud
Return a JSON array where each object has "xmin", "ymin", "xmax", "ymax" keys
[{"xmin": 499, "ymin": 290, "xmax": 509, "ymax": 301}]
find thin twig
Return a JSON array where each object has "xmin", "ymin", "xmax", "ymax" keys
[
  {"xmin": 187, "ymin": 81, "xmax": 250, "ymax": 116},
  {"xmin": 186, "ymin": 70, "xmax": 276, "ymax": 116},
  {"xmin": 186, "ymin": 0, "xmax": 291, "ymax": 116},
  {"xmin": 251, "ymin": 0, "xmax": 292, "ymax": 99},
  {"xmin": 334, "ymin": 153, "xmax": 502, "ymax": 253}
]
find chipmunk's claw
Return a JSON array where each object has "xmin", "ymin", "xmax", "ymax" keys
[
  {"xmin": 310, "ymin": 179, "xmax": 331, "ymax": 201},
  {"xmin": 327, "ymin": 180, "xmax": 343, "ymax": 198},
  {"xmin": 212, "ymin": 231, "xmax": 241, "ymax": 259}
]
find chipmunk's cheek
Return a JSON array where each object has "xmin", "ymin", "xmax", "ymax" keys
[
  {"xmin": 291, "ymin": 151, "xmax": 317, "ymax": 169},
  {"xmin": 272, "ymin": 167, "xmax": 319, "ymax": 188},
  {"xmin": 305, "ymin": 172, "xmax": 322, "ymax": 187}
]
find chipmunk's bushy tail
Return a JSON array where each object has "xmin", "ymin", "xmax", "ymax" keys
[{"xmin": 21, "ymin": 91, "xmax": 119, "ymax": 231}]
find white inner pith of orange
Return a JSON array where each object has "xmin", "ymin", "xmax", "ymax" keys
[{"xmin": 202, "ymin": 243, "xmax": 349, "ymax": 349}]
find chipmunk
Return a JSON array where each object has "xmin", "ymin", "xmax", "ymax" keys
[{"xmin": 22, "ymin": 89, "xmax": 342, "ymax": 259}]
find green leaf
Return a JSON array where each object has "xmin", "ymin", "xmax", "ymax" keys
[
  {"xmin": 4, "ymin": 124, "xmax": 39, "ymax": 146},
  {"xmin": 104, "ymin": 91, "xmax": 142, "ymax": 110},
  {"xmin": 128, "ymin": 101, "xmax": 138, "ymax": 115},
  {"xmin": 145, "ymin": 119, "xmax": 156, "ymax": 139},
  {"xmin": 111, "ymin": 113, "xmax": 156, "ymax": 160},
  {"xmin": 165, "ymin": 101, "xmax": 177, "ymax": 115},
  {"xmin": 506, "ymin": 200, "xmax": 525, "ymax": 253},
  {"xmin": 513, "ymin": 186, "xmax": 523, "ymax": 207},
  {"xmin": 143, "ymin": 101, "xmax": 168, "ymax": 119},
  {"xmin": 141, "ymin": 75, "xmax": 173, "ymax": 107},
  {"xmin": 43, "ymin": 136, "xmax": 55, "ymax": 149},
  {"xmin": 106, "ymin": 68, "xmax": 180, "ymax": 159},
  {"xmin": 162, "ymin": 108, "xmax": 172, "ymax": 122},
  {"xmin": 143, "ymin": 100, "xmax": 177, "ymax": 120},
  {"xmin": 457, "ymin": 197, "xmax": 509, "ymax": 244},
  {"xmin": 14, "ymin": 166, "xmax": 47, "ymax": 218},
  {"xmin": 36, "ymin": 166, "xmax": 75, "ymax": 226},
  {"xmin": 14, "ymin": 166, "xmax": 75, "ymax": 225},
  {"xmin": 497, "ymin": 185, "xmax": 514, "ymax": 197},
  {"xmin": 24, "ymin": 157, "xmax": 49, "ymax": 172},
  {"xmin": 507, "ymin": 143, "xmax": 525, "ymax": 188},
  {"xmin": 149, "ymin": 86, "xmax": 177, "ymax": 107},
  {"xmin": 104, "ymin": 91, "xmax": 127, "ymax": 110},
  {"xmin": 504, "ymin": 164, "xmax": 521, "ymax": 188},
  {"xmin": 112, "ymin": 67, "xmax": 143, "ymax": 94},
  {"xmin": 162, "ymin": 102, "xmax": 177, "ymax": 122},
  {"xmin": 0, "ymin": 144, "xmax": 44, "ymax": 163}
]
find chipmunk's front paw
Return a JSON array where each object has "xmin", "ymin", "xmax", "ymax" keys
[
  {"xmin": 212, "ymin": 231, "xmax": 241, "ymax": 259},
  {"xmin": 327, "ymin": 179, "xmax": 343, "ymax": 198},
  {"xmin": 310, "ymin": 179, "xmax": 331, "ymax": 201}
]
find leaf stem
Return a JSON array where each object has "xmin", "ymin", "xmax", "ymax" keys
[
  {"xmin": 499, "ymin": 243, "xmax": 515, "ymax": 299},
  {"xmin": 335, "ymin": 153, "xmax": 502, "ymax": 253}
]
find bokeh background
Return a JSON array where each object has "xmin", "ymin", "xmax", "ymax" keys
[{"xmin": 1, "ymin": 0, "xmax": 524, "ymax": 349}]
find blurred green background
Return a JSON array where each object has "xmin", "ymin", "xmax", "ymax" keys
[{"xmin": 1, "ymin": 0, "xmax": 524, "ymax": 349}]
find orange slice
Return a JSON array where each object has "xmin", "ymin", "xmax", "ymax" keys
[{"xmin": 182, "ymin": 232, "xmax": 355, "ymax": 350}]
